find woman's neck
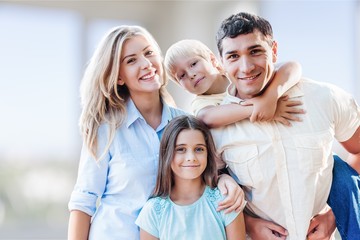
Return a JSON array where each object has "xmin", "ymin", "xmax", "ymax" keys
[
  {"xmin": 170, "ymin": 179, "xmax": 206, "ymax": 205},
  {"xmin": 131, "ymin": 91, "xmax": 162, "ymax": 129}
]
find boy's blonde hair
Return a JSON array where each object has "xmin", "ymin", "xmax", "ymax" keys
[{"xmin": 164, "ymin": 39, "xmax": 217, "ymax": 83}]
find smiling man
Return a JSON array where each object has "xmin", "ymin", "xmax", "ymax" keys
[{"xmin": 211, "ymin": 12, "xmax": 360, "ymax": 240}]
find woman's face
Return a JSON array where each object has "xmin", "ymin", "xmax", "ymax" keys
[{"xmin": 118, "ymin": 35, "xmax": 163, "ymax": 95}]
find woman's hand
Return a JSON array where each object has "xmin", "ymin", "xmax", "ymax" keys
[{"xmin": 217, "ymin": 174, "xmax": 245, "ymax": 213}]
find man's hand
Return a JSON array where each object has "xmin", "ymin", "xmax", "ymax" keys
[
  {"xmin": 217, "ymin": 174, "xmax": 245, "ymax": 213},
  {"xmin": 245, "ymin": 214, "xmax": 288, "ymax": 239},
  {"xmin": 307, "ymin": 208, "xmax": 336, "ymax": 240}
]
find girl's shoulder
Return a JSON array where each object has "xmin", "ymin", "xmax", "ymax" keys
[
  {"xmin": 144, "ymin": 196, "xmax": 170, "ymax": 216},
  {"xmin": 204, "ymin": 186, "xmax": 224, "ymax": 203}
]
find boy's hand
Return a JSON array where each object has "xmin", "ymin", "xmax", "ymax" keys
[
  {"xmin": 273, "ymin": 96, "xmax": 305, "ymax": 126},
  {"xmin": 241, "ymin": 94, "xmax": 277, "ymax": 122}
]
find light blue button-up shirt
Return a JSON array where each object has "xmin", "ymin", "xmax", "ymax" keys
[{"xmin": 68, "ymin": 99, "xmax": 186, "ymax": 239}]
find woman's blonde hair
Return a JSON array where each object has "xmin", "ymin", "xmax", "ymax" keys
[
  {"xmin": 164, "ymin": 39, "xmax": 223, "ymax": 83},
  {"xmin": 80, "ymin": 25, "xmax": 174, "ymax": 160}
]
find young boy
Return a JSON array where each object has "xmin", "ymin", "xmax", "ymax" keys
[{"xmin": 164, "ymin": 39, "xmax": 304, "ymax": 128}]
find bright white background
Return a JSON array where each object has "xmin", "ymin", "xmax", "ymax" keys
[{"xmin": 0, "ymin": 0, "xmax": 358, "ymax": 239}]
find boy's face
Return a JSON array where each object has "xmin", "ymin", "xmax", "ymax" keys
[
  {"xmin": 220, "ymin": 29, "xmax": 277, "ymax": 99},
  {"xmin": 172, "ymin": 55, "xmax": 219, "ymax": 95}
]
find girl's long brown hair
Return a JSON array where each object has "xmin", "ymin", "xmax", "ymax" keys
[{"xmin": 152, "ymin": 115, "xmax": 220, "ymax": 198}]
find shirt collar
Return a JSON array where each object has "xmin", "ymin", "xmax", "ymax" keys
[
  {"xmin": 157, "ymin": 101, "xmax": 173, "ymax": 131},
  {"xmin": 125, "ymin": 98, "xmax": 142, "ymax": 128},
  {"xmin": 125, "ymin": 98, "xmax": 172, "ymax": 131}
]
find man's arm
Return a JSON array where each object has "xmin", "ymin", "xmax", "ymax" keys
[
  {"xmin": 307, "ymin": 125, "xmax": 360, "ymax": 239},
  {"xmin": 341, "ymin": 126, "xmax": 360, "ymax": 173},
  {"xmin": 347, "ymin": 152, "xmax": 360, "ymax": 174}
]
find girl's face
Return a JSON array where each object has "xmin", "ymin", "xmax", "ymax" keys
[
  {"xmin": 171, "ymin": 129, "xmax": 207, "ymax": 182},
  {"xmin": 118, "ymin": 35, "xmax": 163, "ymax": 95},
  {"xmin": 172, "ymin": 55, "xmax": 219, "ymax": 95}
]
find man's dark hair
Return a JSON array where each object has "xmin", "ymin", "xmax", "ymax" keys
[{"xmin": 216, "ymin": 12, "xmax": 274, "ymax": 56}]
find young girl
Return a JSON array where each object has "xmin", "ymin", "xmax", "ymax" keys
[
  {"xmin": 136, "ymin": 115, "xmax": 246, "ymax": 240},
  {"xmin": 67, "ymin": 26, "xmax": 243, "ymax": 240},
  {"xmin": 164, "ymin": 39, "xmax": 304, "ymax": 128}
]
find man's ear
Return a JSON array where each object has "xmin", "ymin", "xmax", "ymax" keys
[{"xmin": 272, "ymin": 41, "xmax": 278, "ymax": 63}]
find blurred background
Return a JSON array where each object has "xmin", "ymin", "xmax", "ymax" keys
[{"xmin": 0, "ymin": 0, "xmax": 358, "ymax": 239}]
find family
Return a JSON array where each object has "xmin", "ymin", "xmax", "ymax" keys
[{"xmin": 67, "ymin": 12, "xmax": 360, "ymax": 240}]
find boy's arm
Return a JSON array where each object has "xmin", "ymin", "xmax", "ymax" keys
[
  {"xmin": 268, "ymin": 61, "xmax": 302, "ymax": 100},
  {"xmin": 197, "ymin": 96, "xmax": 304, "ymax": 129},
  {"xmin": 243, "ymin": 61, "xmax": 302, "ymax": 122},
  {"xmin": 197, "ymin": 104, "xmax": 253, "ymax": 128},
  {"xmin": 197, "ymin": 97, "xmax": 304, "ymax": 128},
  {"xmin": 196, "ymin": 61, "xmax": 302, "ymax": 128}
]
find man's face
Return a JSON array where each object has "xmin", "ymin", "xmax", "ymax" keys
[{"xmin": 220, "ymin": 30, "xmax": 277, "ymax": 99}]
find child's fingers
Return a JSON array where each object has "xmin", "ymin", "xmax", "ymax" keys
[
  {"xmin": 250, "ymin": 113, "xmax": 258, "ymax": 122},
  {"xmin": 284, "ymin": 100, "xmax": 303, "ymax": 107},
  {"xmin": 282, "ymin": 113, "xmax": 303, "ymax": 122},
  {"xmin": 275, "ymin": 117, "xmax": 291, "ymax": 126},
  {"xmin": 286, "ymin": 106, "xmax": 306, "ymax": 114}
]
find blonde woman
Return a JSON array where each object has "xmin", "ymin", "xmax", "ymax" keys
[{"xmin": 67, "ymin": 25, "xmax": 243, "ymax": 240}]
